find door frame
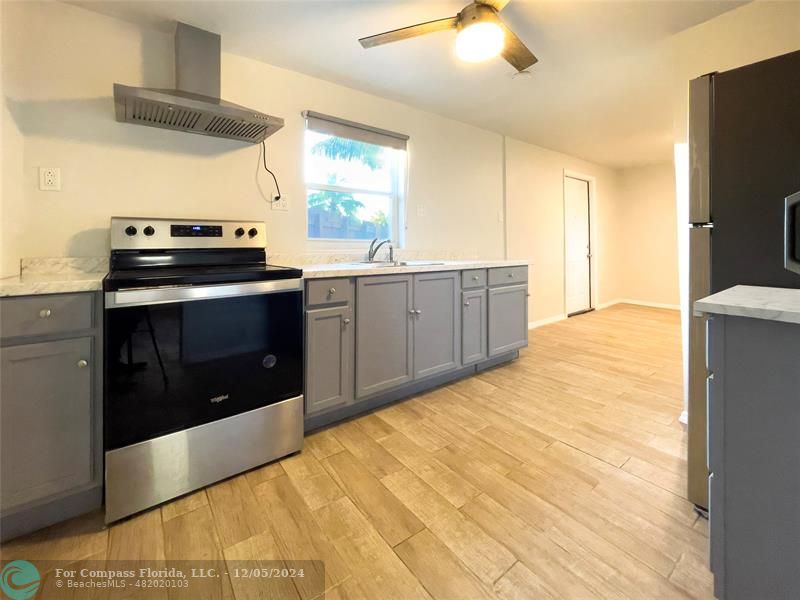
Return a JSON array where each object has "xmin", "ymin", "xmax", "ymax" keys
[{"xmin": 563, "ymin": 170, "xmax": 597, "ymax": 316}]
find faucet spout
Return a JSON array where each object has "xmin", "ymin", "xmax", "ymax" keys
[{"xmin": 367, "ymin": 238, "xmax": 391, "ymax": 262}]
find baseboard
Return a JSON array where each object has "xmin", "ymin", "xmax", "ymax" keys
[
  {"xmin": 598, "ymin": 299, "xmax": 680, "ymax": 311},
  {"xmin": 528, "ymin": 314, "xmax": 567, "ymax": 330}
]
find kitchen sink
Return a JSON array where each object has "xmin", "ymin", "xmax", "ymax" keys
[{"xmin": 359, "ymin": 260, "xmax": 445, "ymax": 267}]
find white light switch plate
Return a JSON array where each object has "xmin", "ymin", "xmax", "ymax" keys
[{"xmin": 39, "ymin": 167, "xmax": 61, "ymax": 191}]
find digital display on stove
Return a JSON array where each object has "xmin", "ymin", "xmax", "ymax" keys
[{"xmin": 171, "ymin": 224, "xmax": 223, "ymax": 237}]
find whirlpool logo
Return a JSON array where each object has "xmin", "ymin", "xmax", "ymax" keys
[{"xmin": 1, "ymin": 560, "xmax": 40, "ymax": 600}]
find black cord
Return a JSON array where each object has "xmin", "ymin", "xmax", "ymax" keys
[{"xmin": 261, "ymin": 140, "xmax": 282, "ymax": 202}]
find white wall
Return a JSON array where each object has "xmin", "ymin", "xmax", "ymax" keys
[
  {"xmin": 505, "ymin": 137, "xmax": 623, "ymax": 325},
  {"xmin": 614, "ymin": 163, "xmax": 679, "ymax": 308},
  {"xmin": 1, "ymin": 1, "xmax": 505, "ymax": 277}
]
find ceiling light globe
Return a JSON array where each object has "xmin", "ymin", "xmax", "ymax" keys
[{"xmin": 455, "ymin": 22, "xmax": 504, "ymax": 63}]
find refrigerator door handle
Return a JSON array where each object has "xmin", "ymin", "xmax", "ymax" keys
[{"xmin": 689, "ymin": 75, "xmax": 713, "ymax": 224}]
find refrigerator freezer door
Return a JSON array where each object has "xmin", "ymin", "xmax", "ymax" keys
[
  {"xmin": 688, "ymin": 226, "xmax": 711, "ymax": 509},
  {"xmin": 689, "ymin": 75, "xmax": 712, "ymax": 224}
]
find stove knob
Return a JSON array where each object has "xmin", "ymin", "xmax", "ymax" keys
[
  {"xmin": 235, "ymin": 227, "xmax": 245, "ymax": 238},
  {"xmin": 248, "ymin": 227, "xmax": 258, "ymax": 238},
  {"xmin": 125, "ymin": 225, "xmax": 137, "ymax": 236},
  {"xmin": 143, "ymin": 226, "xmax": 155, "ymax": 236}
]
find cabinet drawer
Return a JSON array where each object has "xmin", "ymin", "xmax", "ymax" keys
[
  {"xmin": 0, "ymin": 293, "xmax": 94, "ymax": 339},
  {"xmin": 306, "ymin": 278, "xmax": 353, "ymax": 307},
  {"xmin": 462, "ymin": 269, "xmax": 487, "ymax": 289},
  {"xmin": 488, "ymin": 266, "xmax": 528, "ymax": 286}
]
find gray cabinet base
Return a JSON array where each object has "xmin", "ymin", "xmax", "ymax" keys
[
  {"xmin": 0, "ymin": 484, "xmax": 102, "ymax": 542},
  {"xmin": 305, "ymin": 350, "xmax": 519, "ymax": 432}
]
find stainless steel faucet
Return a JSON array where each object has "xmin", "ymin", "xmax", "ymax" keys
[{"xmin": 367, "ymin": 238, "xmax": 391, "ymax": 262}]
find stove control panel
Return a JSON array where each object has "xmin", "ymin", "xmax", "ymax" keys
[{"xmin": 111, "ymin": 217, "xmax": 266, "ymax": 250}]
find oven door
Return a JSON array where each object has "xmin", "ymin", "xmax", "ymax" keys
[{"xmin": 104, "ymin": 279, "xmax": 303, "ymax": 451}]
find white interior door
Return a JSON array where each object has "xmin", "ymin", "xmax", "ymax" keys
[{"xmin": 565, "ymin": 176, "xmax": 592, "ymax": 315}]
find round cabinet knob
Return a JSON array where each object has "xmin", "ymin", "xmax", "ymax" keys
[
  {"xmin": 143, "ymin": 226, "xmax": 155, "ymax": 236},
  {"xmin": 415, "ymin": 309, "xmax": 422, "ymax": 315},
  {"xmin": 77, "ymin": 359, "xmax": 88, "ymax": 369},
  {"xmin": 328, "ymin": 287, "xmax": 336, "ymax": 295},
  {"xmin": 472, "ymin": 275, "xmax": 479, "ymax": 281},
  {"xmin": 464, "ymin": 301, "xmax": 470, "ymax": 307},
  {"xmin": 125, "ymin": 225, "xmax": 137, "ymax": 236},
  {"xmin": 235, "ymin": 227, "xmax": 245, "ymax": 238},
  {"xmin": 39, "ymin": 308, "xmax": 52, "ymax": 318},
  {"xmin": 409, "ymin": 309, "xmax": 416, "ymax": 315},
  {"xmin": 248, "ymin": 227, "xmax": 258, "ymax": 238},
  {"xmin": 343, "ymin": 318, "xmax": 351, "ymax": 325},
  {"xmin": 509, "ymin": 272, "xmax": 514, "ymax": 277}
]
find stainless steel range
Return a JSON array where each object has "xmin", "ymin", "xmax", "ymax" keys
[{"xmin": 103, "ymin": 217, "xmax": 303, "ymax": 523}]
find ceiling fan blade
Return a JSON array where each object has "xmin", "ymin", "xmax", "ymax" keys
[
  {"xmin": 475, "ymin": 0, "xmax": 511, "ymax": 11},
  {"xmin": 498, "ymin": 21, "xmax": 538, "ymax": 72},
  {"xmin": 359, "ymin": 16, "xmax": 459, "ymax": 49}
]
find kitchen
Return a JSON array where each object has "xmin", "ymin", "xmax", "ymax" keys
[{"xmin": 1, "ymin": 1, "xmax": 799, "ymax": 599}]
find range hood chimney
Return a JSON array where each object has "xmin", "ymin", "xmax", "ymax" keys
[{"xmin": 114, "ymin": 23, "xmax": 283, "ymax": 143}]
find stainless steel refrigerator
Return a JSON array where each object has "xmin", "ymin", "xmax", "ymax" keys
[{"xmin": 687, "ymin": 50, "xmax": 800, "ymax": 510}]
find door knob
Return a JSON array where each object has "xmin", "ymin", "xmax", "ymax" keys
[
  {"xmin": 39, "ymin": 308, "xmax": 52, "ymax": 318},
  {"xmin": 77, "ymin": 359, "xmax": 88, "ymax": 368}
]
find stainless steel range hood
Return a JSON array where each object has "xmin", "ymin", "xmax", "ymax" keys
[{"xmin": 114, "ymin": 23, "xmax": 283, "ymax": 143}]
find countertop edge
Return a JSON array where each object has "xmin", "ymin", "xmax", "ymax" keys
[
  {"xmin": 299, "ymin": 260, "xmax": 530, "ymax": 279},
  {"xmin": 0, "ymin": 261, "xmax": 530, "ymax": 297},
  {"xmin": 694, "ymin": 285, "xmax": 800, "ymax": 326}
]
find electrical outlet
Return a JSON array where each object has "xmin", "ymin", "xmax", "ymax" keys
[
  {"xmin": 39, "ymin": 167, "xmax": 61, "ymax": 191},
  {"xmin": 417, "ymin": 206, "xmax": 426, "ymax": 217},
  {"xmin": 271, "ymin": 196, "xmax": 288, "ymax": 211}
]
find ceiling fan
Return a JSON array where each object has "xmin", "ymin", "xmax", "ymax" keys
[{"xmin": 359, "ymin": 0, "xmax": 537, "ymax": 72}]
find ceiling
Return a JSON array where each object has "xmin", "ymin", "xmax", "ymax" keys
[{"xmin": 72, "ymin": 0, "xmax": 744, "ymax": 168}]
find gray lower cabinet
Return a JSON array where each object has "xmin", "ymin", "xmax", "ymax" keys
[
  {"xmin": 462, "ymin": 289, "xmax": 487, "ymax": 365},
  {"xmin": 0, "ymin": 292, "xmax": 102, "ymax": 542},
  {"xmin": 413, "ymin": 272, "xmax": 459, "ymax": 379},
  {"xmin": 305, "ymin": 305, "xmax": 353, "ymax": 416},
  {"xmin": 706, "ymin": 315, "xmax": 800, "ymax": 600},
  {"xmin": 488, "ymin": 284, "xmax": 529, "ymax": 356},
  {"xmin": 356, "ymin": 274, "xmax": 414, "ymax": 398},
  {"xmin": 1, "ymin": 338, "xmax": 93, "ymax": 510}
]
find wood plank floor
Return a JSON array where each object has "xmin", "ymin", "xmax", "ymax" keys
[{"xmin": 1, "ymin": 304, "xmax": 713, "ymax": 599}]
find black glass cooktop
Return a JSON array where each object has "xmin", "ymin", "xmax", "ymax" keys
[{"xmin": 104, "ymin": 248, "xmax": 302, "ymax": 291}]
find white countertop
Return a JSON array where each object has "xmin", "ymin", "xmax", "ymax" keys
[
  {"xmin": 694, "ymin": 285, "xmax": 800, "ymax": 325},
  {"xmin": 298, "ymin": 259, "xmax": 529, "ymax": 279},
  {"xmin": 0, "ymin": 259, "xmax": 529, "ymax": 297},
  {"xmin": 0, "ymin": 271, "xmax": 106, "ymax": 297}
]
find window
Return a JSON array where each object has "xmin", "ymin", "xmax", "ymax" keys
[{"xmin": 303, "ymin": 111, "xmax": 407, "ymax": 243}]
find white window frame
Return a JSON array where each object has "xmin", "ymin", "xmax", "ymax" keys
[{"xmin": 303, "ymin": 113, "xmax": 408, "ymax": 249}]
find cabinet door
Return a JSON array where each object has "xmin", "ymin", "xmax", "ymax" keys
[
  {"xmin": 305, "ymin": 306, "xmax": 354, "ymax": 416},
  {"xmin": 1, "ymin": 338, "xmax": 93, "ymax": 511},
  {"xmin": 488, "ymin": 285, "xmax": 529, "ymax": 357},
  {"xmin": 413, "ymin": 272, "xmax": 460, "ymax": 379},
  {"xmin": 356, "ymin": 275, "xmax": 413, "ymax": 398},
  {"xmin": 462, "ymin": 289, "xmax": 487, "ymax": 365}
]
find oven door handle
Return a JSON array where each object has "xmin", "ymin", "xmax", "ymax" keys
[{"xmin": 105, "ymin": 278, "xmax": 303, "ymax": 309}]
